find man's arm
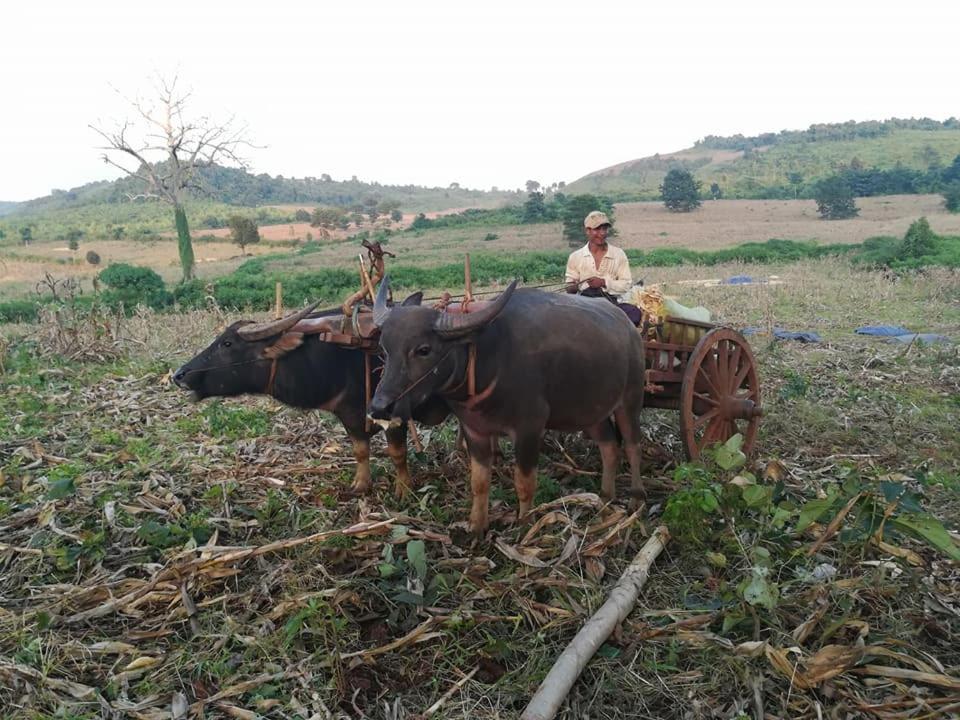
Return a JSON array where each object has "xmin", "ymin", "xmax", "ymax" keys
[
  {"xmin": 564, "ymin": 253, "xmax": 581, "ymax": 293},
  {"xmin": 605, "ymin": 251, "xmax": 633, "ymax": 296}
]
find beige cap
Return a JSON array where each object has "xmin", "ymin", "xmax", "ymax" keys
[{"xmin": 583, "ymin": 211, "xmax": 612, "ymax": 229}]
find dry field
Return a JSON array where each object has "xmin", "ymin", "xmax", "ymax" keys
[
  {"xmin": 0, "ymin": 238, "xmax": 289, "ymax": 297},
  {"xmin": 614, "ymin": 194, "xmax": 960, "ymax": 251},
  {"xmin": 1, "ymin": 258, "xmax": 958, "ymax": 719},
  {"xmin": 266, "ymin": 194, "xmax": 960, "ymax": 275},
  {"xmin": 0, "ymin": 211, "xmax": 462, "ymax": 298}
]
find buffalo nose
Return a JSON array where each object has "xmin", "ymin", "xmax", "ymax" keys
[
  {"xmin": 173, "ymin": 367, "xmax": 188, "ymax": 388},
  {"xmin": 369, "ymin": 398, "xmax": 394, "ymax": 420}
]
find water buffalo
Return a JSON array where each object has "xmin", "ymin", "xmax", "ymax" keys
[
  {"xmin": 174, "ymin": 300, "xmax": 447, "ymax": 497},
  {"xmin": 369, "ymin": 278, "xmax": 646, "ymax": 534}
]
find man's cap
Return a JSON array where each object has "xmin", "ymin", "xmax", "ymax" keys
[{"xmin": 584, "ymin": 211, "xmax": 612, "ymax": 229}]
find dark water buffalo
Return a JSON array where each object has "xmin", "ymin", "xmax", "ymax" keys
[
  {"xmin": 369, "ymin": 278, "xmax": 646, "ymax": 534},
  {"xmin": 174, "ymin": 302, "xmax": 448, "ymax": 497}
]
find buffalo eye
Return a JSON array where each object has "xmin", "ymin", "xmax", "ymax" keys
[
  {"xmin": 222, "ymin": 340, "xmax": 232, "ymax": 347},
  {"xmin": 415, "ymin": 344, "xmax": 432, "ymax": 358}
]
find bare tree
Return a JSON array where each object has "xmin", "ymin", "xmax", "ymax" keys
[{"xmin": 91, "ymin": 76, "xmax": 254, "ymax": 281}]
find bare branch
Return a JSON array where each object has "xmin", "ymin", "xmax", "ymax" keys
[{"xmin": 91, "ymin": 74, "xmax": 255, "ymax": 205}]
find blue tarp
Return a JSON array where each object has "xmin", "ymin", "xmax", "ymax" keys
[
  {"xmin": 856, "ymin": 325, "xmax": 911, "ymax": 336},
  {"xmin": 723, "ymin": 275, "xmax": 755, "ymax": 285},
  {"xmin": 743, "ymin": 327, "xmax": 822, "ymax": 343},
  {"xmin": 887, "ymin": 333, "xmax": 951, "ymax": 345}
]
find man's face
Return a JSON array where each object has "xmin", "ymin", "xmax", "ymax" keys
[{"xmin": 586, "ymin": 224, "xmax": 610, "ymax": 246}]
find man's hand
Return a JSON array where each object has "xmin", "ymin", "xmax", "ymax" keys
[
  {"xmin": 565, "ymin": 282, "xmax": 579, "ymax": 294},
  {"xmin": 585, "ymin": 277, "xmax": 606, "ymax": 289}
]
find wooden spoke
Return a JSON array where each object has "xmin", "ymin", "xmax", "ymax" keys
[
  {"xmin": 680, "ymin": 328, "xmax": 762, "ymax": 461},
  {"xmin": 693, "ymin": 407, "xmax": 720, "ymax": 429},
  {"xmin": 693, "ymin": 391, "xmax": 719, "ymax": 407}
]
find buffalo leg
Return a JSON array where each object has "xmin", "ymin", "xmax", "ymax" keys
[
  {"xmin": 614, "ymin": 406, "xmax": 645, "ymax": 504},
  {"xmin": 513, "ymin": 433, "xmax": 541, "ymax": 522},
  {"xmin": 463, "ymin": 429, "xmax": 494, "ymax": 536},
  {"xmin": 585, "ymin": 419, "xmax": 620, "ymax": 500},
  {"xmin": 385, "ymin": 424, "xmax": 414, "ymax": 499},
  {"xmin": 349, "ymin": 435, "xmax": 372, "ymax": 494}
]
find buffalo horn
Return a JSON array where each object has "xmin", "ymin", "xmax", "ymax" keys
[
  {"xmin": 237, "ymin": 302, "xmax": 319, "ymax": 341},
  {"xmin": 373, "ymin": 275, "xmax": 392, "ymax": 327},
  {"xmin": 433, "ymin": 279, "xmax": 519, "ymax": 338}
]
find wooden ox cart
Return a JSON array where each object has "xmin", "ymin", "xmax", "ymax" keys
[
  {"xmin": 642, "ymin": 316, "xmax": 762, "ymax": 460},
  {"xmin": 307, "ymin": 248, "xmax": 762, "ymax": 461}
]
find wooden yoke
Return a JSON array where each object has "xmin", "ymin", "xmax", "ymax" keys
[{"xmin": 341, "ymin": 240, "xmax": 395, "ymax": 318}]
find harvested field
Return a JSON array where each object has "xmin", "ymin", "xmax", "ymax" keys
[{"xmin": 1, "ymin": 259, "xmax": 958, "ymax": 719}]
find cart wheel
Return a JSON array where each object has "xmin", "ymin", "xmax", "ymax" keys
[{"xmin": 679, "ymin": 327, "xmax": 762, "ymax": 460}]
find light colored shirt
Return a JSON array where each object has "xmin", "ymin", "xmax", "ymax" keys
[{"xmin": 564, "ymin": 243, "xmax": 633, "ymax": 299}]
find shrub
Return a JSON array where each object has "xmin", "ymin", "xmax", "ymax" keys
[
  {"xmin": 98, "ymin": 263, "xmax": 172, "ymax": 310},
  {"xmin": 85, "ymin": 250, "xmax": 101, "ymax": 265},
  {"xmin": 899, "ymin": 217, "xmax": 937, "ymax": 260}
]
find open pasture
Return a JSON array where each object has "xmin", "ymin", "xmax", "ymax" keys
[{"xmin": 1, "ymin": 257, "xmax": 958, "ymax": 718}]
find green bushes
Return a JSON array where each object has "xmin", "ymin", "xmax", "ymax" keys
[
  {"xmin": 98, "ymin": 263, "xmax": 172, "ymax": 310},
  {"xmin": 0, "ymin": 300, "xmax": 39, "ymax": 323},
  {"xmin": 849, "ymin": 220, "xmax": 960, "ymax": 269}
]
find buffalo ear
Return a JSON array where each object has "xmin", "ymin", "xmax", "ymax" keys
[
  {"xmin": 263, "ymin": 332, "xmax": 304, "ymax": 359},
  {"xmin": 401, "ymin": 291, "xmax": 424, "ymax": 307}
]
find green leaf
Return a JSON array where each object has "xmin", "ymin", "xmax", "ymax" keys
[
  {"xmin": 722, "ymin": 611, "xmax": 748, "ymax": 633},
  {"xmin": 740, "ymin": 566, "xmax": 779, "ymax": 611},
  {"xmin": 742, "ymin": 484, "xmax": 772, "ymax": 509},
  {"xmin": 392, "ymin": 590, "xmax": 425, "ymax": 606},
  {"xmin": 698, "ymin": 490, "xmax": 720, "ymax": 513},
  {"xmin": 715, "ymin": 434, "xmax": 746, "ymax": 471},
  {"xmin": 597, "ymin": 643, "xmax": 621, "ymax": 659},
  {"xmin": 390, "ymin": 524, "xmax": 411, "ymax": 542},
  {"xmin": 407, "ymin": 539, "xmax": 428, "ymax": 581},
  {"xmin": 46, "ymin": 477, "xmax": 76, "ymax": 500},
  {"xmin": 771, "ymin": 506, "xmax": 793, "ymax": 529},
  {"xmin": 378, "ymin": 562, "xmax": 397, "ymax": 578},
  {"xmin": 888, "ymin": 514, "xmax": 960, "ymax": 561},
  {"xmin": 796, "ymin": 497, "xmax": 837, "ymax": 533},
  {"xmin": 880, "ymin": 481, "xmax": 906, "ymax": 503}
]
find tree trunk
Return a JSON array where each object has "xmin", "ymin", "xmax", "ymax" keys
[{"xmin": 174, "ymin": 204, "xmax": 195, "ymax": 282}]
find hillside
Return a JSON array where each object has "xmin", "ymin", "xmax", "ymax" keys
[
  {"xmin": 0, "ymin": 166, "xmax": 522, "ymax": 246},
  {"xmin": 567, "ymin": 118, "xmax": 960, "ymax": 200},
  {"xmin": 8, "ymin": 165, "xmax": 520, "ymax": 221},
  {"xmin": 0, "ymin": 201, "xmax": 20, "ymax": 217}
]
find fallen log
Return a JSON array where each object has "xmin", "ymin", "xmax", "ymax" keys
[{"xmin": 521, "ymin": 525, "xmax": 670, "ymax": 720}]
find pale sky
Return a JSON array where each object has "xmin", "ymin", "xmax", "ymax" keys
[{"xmin": 1, "ymin": 0, "xmax": 957, "ymax": 201}]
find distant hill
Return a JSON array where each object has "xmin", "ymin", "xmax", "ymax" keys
[
  {"xmin": 567, "ymin": 118, "xmax": 960, "ymax": 200},
  {"xmin": 12, "ymin": 165, "xmax": 520, "ymax": 218},
  {"xmin": 0, "ymin": 201, "xmax": 20, "ymax": 216}
]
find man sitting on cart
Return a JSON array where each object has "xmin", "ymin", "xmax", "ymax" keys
[{"xmin": 564, "ymin": 210, "xmax": 642, "ymax": 325}]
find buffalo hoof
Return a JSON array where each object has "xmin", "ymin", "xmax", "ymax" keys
[
  {"xmin": 349, "ymin": 477, "xmax": 373, "ymax": 495},
  {"xmin": 393, "ymin": 479, "xmax": 414, "ymax": 500}
]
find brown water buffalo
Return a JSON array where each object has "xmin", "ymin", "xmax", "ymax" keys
[
  {"xmin": 369, "ymin": 278, "xmax": 646, "ymax": 534},
  {"xmin": 174, "ymin": 301, "xmax": 448, "ymax": 497}
]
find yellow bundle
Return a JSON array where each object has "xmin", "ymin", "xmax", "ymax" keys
[{"xmin": 628, "ymin": 284, "xmax": 666, "ymax": 330}]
